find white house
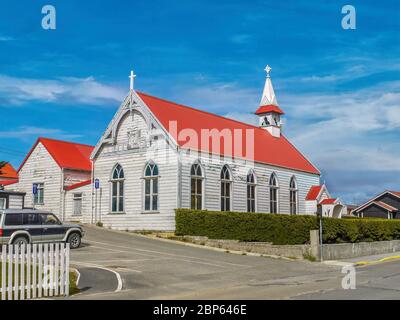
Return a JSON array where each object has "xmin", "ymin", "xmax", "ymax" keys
[
  {"xmin": 4, "ymin": 137, "xmax": 94, "ymax": 220},
  {"xmin": 5, "ymin": 67, "xmax": 345, "ymax": 230}
]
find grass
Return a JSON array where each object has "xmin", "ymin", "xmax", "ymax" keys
[
  {"xmin": 302, "ymin": 252, "xmax": 317, "ymax": 262},
  {"xmin": 0, "ymin": 262, "xmax": 79, "ymax": 298}
]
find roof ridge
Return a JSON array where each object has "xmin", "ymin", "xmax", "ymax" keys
[
  {"xmin": 137, "ymin": 91, "xmax": 264, "ymax": 131},
  {"xmin": 39, "ymin": 137, "xmax": 94, "ymax": 148}
]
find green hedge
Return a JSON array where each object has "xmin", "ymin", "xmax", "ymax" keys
[{"xmin": 175, "ymin": 209, "xmax": 400, "ymax": 245}]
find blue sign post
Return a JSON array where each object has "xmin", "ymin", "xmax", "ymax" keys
[{"xmin": 94, "ymin": 178, "xmax": 100, "ymax": 190}]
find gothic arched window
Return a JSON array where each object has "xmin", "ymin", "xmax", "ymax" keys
[
  {"xmin": 190, "ymin": 162, "xmax": 203, "ymax": 210},
  {"xmin": 144, "ymin": 162, "xmax": 159, "ymax": 211},
  {"xmin": 247, "ymin": 170, "xmax": 256, "ymax": 212},
  {"xmin": 289, "ymin": 176, "xmax": 298, "ymax": 215},
  {"xmin": 269, "ymin": 173, "xmax": 279, "ymax": 214},
  {"xmin": 220, "ymin": 165, "xmax": 232, "ymax": 211},
  {"xmin": 111, "ymin": 164, "xmax": 124, "ymax": 213}
]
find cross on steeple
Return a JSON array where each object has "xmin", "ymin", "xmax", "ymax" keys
[
  {"xmin": 129, "ymin": 70, "xmax": 136, "ymax": 90},
  {"xmin": 264, "ymin": 65, "xmax": 272, "ymax": 78}
]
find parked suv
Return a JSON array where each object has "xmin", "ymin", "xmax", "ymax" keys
[{"xmin": 0, "ymin": 209, "xmax": 84, "ymax": 249}]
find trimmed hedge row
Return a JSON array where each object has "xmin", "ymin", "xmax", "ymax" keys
[{"xmin": 175, "ymin": 209, "xmax": 400, "ymax": 245}]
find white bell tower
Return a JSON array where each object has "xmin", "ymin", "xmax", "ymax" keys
[{"xmin": 255, "ymin": 65, "xmax": 284, "ymax": 138}]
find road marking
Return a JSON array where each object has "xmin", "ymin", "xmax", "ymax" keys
[
  {"xmin": 70, "ymin": 268, "xmax": 81, "ymax": 286},
  {"xmin": 86, "ymin": 239, "xmax": 250, "ymax": 268},
  {"xmin": 72, "ymin": 261, "xmax": 132, "ymax": 293}
]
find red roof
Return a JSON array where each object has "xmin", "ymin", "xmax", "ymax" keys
[
  {"xmin": 0, "ymin": 163, "xmax": 18, "ymax": 179},
  {"xmin": 320, "ymin": 198, "xmax": 337, "ymax": 205},
  {"xmin": 19, "ymin": 137, "xmax": 94, "ymax": 172},
  {"xmin": 138, "ymin": 92, "xmax": 319, "ymax": 175},
  {"xmin": 255, "ymin": 105, "xmax": 285, "ymax": 115},
  {"xmin": 306, "ymin": 185, "xmax": 323, "ymax": 200},
  {"xmin": 0, "ymin": 179, "xmax": 18, "ymax": 186},
  {"xmin": 64, "ymin": 179, "xmax": 91, "ymax": 191}
]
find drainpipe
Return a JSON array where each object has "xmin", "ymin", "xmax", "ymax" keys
[{"xmin": 91, "ymin": 159, "xmax": 94, "ymax": 224}]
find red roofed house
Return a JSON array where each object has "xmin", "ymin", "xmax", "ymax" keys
[
  {"xmin": 6, "ymin": 67, "xmax": 342, "ymax": 229},
  {"xmin": 304, "ymin": 184, "xmax": 346, "ymax": 218},
  {"xmin": 4, "ymin": 137, "xmax": 93, "ymax": 220},
  {"xmin": 0, "ymin": 163, "xmax": 19, "ymax": 183},
  {"xmin": 353, "ymin": 191, "xmax": 400, "ymax": 219}
]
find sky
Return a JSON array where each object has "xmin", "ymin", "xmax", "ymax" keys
[{"xmin": 0, "ymin": 0, "xmax": 399, "ymax": 204}]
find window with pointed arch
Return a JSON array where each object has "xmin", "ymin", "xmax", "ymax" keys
[
  {"xmin": 190, "ymin": 162, "xmax": 203, "ymax": 210},
  {"xmin": 144, "ymin": 162, "xmax": 159, "ymax": 211},
  {"xmin": 289, "ymin": 176, "xmax": 298, "ymax": 215},
  {"xmin": 269, "ymin": 173, "xmax": 279, "ymax": 214},
  {"xmin": 247, "ymin": 170, "xmax": 256, "ymax": 212},
  {"xmin": 220, "ymin": 165, "xmax": 232, "ymax": 211},
  {"xmin": 111, "ymin": 164, "xmax": 124, "ymax": 213}
]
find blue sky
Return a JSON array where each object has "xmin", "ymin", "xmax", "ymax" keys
[{"xmin": 0, "ymin": 0, "xmax": 399, "ymax": 204}]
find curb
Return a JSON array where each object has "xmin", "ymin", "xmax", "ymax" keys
[{"xmin": 354, "ymin": 255, "xmax": 400, "ymax": 266}]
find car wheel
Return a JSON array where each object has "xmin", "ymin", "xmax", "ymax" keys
[
  {"xmin": 12, "ymin": 236, "xmax": 29, "ymax": 246},
  {"xmin": 67, "ymin": 232, "xmax": 81, "ymax": 249}
]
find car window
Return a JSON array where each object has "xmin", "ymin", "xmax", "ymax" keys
[
  {"xmin": 40, "ymin": 213, "xmax": 60, "ymax": 225},
  {"xmin": 4, "ymin": 213, "xmax": 23, "ymax": 226},
  {"xmin": 23, "ymin": 212, "xmax": 40, "ymax": 225}
]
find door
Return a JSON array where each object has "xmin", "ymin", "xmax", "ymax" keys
[
  {"xmin": 39, "ymin": 213, "xmax": 67, "ymax": 242},
  {"xmin": 73, "ymin": 193, "xmax": 82, "ymax": 216}
]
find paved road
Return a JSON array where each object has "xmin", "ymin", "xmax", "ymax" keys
[{"xmin": 69, "ymin": 225, "xmax": 400, "ymax": 299}]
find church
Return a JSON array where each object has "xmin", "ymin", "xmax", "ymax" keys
[{"xmin": 3, "ymin": 67, "xmax": 346, "ymax": 231}]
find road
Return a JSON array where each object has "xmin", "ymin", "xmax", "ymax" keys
[{"xmin": 69, "ymin": 225, "xmax": 400, "ymax": 299}]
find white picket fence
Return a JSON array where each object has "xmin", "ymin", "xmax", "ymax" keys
[{"xmin": 0, "ymin": 243, "xmax": 70, "ymax": 300}]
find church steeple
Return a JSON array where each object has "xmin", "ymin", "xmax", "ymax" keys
[{"xmin": 255, "ymin": 65, "xmax": 284, "ymax": 138}]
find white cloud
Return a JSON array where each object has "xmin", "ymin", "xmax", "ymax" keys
[
  {"xmin": 0, "ymin": 126, "xmax": 82, "ymax": 140},
  {"xmin": 0, "ymin": 74, "xmax": 125, "ymax": 106}
]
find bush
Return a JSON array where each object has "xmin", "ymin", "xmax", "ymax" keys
[{"xmin": 175, "ymin": 209, "xmax": 400, "ymax": 245}]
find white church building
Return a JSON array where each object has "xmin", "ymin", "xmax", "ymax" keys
[{"xmin": 4, "ymin": 67, "xmax": 346, "ymax": 231}]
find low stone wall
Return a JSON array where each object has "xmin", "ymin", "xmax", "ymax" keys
[
  {"xmin": 321, "ymin": 240, "xmax": 400, "ymax": 260},
  {"xmin": 181, "ymin": 232, "xmax": 400, "ymax": 261},
  {"xmin": 183, "ymin": 236, "xmax": 311, "ymax": 260}
]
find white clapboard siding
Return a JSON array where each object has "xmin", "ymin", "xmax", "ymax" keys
[
  {"xmin": 8, "ymin": 195, "xmax": 24, "ymax": 209},
  {"xmin": 0, "ymin": 243, "xmax": 70, "ymax": 300},
  {"xmin": 4, "ymin": 142, "xmax": 62, "ymax": 216},
  {"xmin": 180, "ymin": 150, "xmax": 320, "ymax": 215},
  {"xmin": 92, "ymin": 144, "xmax": 178, "ymax": 230},
  {"xmin": 64, "ymin": 184, "xmax": 92, "ymax": 221}
]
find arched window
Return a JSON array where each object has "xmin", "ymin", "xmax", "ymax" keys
[
  {"xmin": 144, "ymin": 162, "xmax": 159, "ymax": 211},
  {"xmin": 247, "ymin": 170, "xmax": 256, "ymax": 212},
  {"xmin": 269, "ymin": 173, "xmax": 279, "ymax": 214},
  {"xmin": 289, "ymin": 176, "xmax": 298, "ymax": 215},
  {"xmin": 111, "ymin": 164, "xmax": 124, "ymax": 213},
  {"xmin": 190, "ymin": 162, "xmax": 203, "ymax": 210},
  {"xmin": 220, "ymin": 165, "xmax": 232, "ymax": 211}
]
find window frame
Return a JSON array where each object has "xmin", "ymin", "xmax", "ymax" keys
[
  {"xmin": 220, "ymin": 165, "xmax": 232, "ymax": 212},
  {"xmin": 246, "ymin": 170, "xmax": 257, "ymax": 213},
  {"xmin": 269, "ymin": 173, "xmax": 279, "ymax": 214},
  {"xmin": 73, "ymin": 193, "xmax": 83, "ymax": 216},
  {"xmin": 33, "ymin": 183, "xmax": 44, "ymax": 205},
  {"xmin": 110, "ymin": 164, "xmax": 125, "ymax": 214},
  {"xmin": 143, "ymin": 162, "xmax": 160, "ymax": 213},
  {"xmin": 190, "ymin": 162, "xmax": 204, "ymax": 210},
  {"xmin": 289, "ymin": 176, "xmax": 298, "ymax": 215}
]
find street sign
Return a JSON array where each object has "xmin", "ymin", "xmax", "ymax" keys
[
  {"xmin": 32, "ymin": 183, "xmax": 38, "ymax": 195},
  {"xmin": 94, "ymin": 178, "xmax": 100, "ymax": 190}
]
